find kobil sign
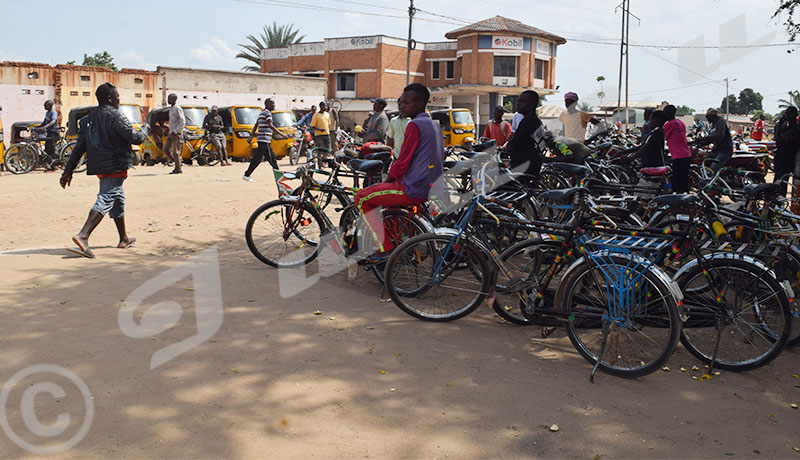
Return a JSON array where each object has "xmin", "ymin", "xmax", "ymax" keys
[{"xmin": 492, "ymin": 36, "xmax": 524, "ymax": 50}]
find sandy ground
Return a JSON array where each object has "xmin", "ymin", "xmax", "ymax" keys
[{"xmin": 0, "ymin": 159, "xmax": 799, "ymax": 459}]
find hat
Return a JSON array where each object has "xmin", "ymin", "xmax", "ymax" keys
[
  {"xmin": 706, "ymin": 108, "xmax": 719, "ymax": 117},
  {"xmin": 210, "ymin": 105, "xmax": 218, "ymax": 110},
  {"xmin": 371, "ymin": 98, "xmax": 387, "ymax": 107},
  {"xmin": 564, "ymin": 92, "xmax": 579, "ymax": 101}
]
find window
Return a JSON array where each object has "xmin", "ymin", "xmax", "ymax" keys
[
  {"xmin": 135, "ymin": 93, "xmax": 142, "ymax": 98},
  {"xmin": 445, "ymin": 61, "xmax": 455, "ymax": 80},
  {"xmin": 534, "ymin": 59, "xmax": 545, "ymax": 80},
  {"xmin": 82, "ymin": 91, "xmax": 91, "ymax": 96},
  {"xmin": 431, "ymin": 61, "xmax": 440, "ymax": 80},
  {"xmin": 493, "ymin": 56, "xmax": 516, "ymax": 77},
  {"xmin": 146, "ymin": 93, "xmax": 153, "ymax": 98},
  {"xmin": 80, "ymin": 75, "xmax": 90, "ymax": 81},
  {"xmin": 34, "ymin": 89, "xmax": 44, "ymax": 95},
  {"xmin": 27, "ymin": 72, "xmax": 38, "ymax": 79},
  {"xmin": 336, "ymin": 73, "xmax": 355, "ymax": 91},
  {"xmin": 21, "ymin": 89, "xmax": 30, "ymax": 95},
  {"xmin": 134, "ymin": 78, "xmax": 143, "ymax": 84},
  {"xmin": 70, "ymin": 91, "xmax": 79, "ymax": 96}
]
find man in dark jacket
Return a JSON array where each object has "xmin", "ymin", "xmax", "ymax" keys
[
  {"xmin": 693, "ymin": 108, "xmax": 733, "ymax": 173},
  {"xmin": 60, "ymin": 82, "xmax": 146, "ymax": 258},
  {"xmin": 774, "ymin": 106, "xmax": 800, "ymax": 196},
  {"xmin": 505, "ymin": 90, "xmax": 546, "ymax": 184}
]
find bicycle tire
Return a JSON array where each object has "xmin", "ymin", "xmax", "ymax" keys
[
  {"xmin": 200, "ymin": 142, "xmax": 220, "ymax": 166},
  {"xmin": 5, "ymin": 144, "xmax": 37, "ymax": 174},
  {"xmin": 384, "ymin": 233, "xmax": 493, "ymax": 321},
  {"xmin": 557, "ymin": 253, "xmax": 681, "ymax": 377},
  {"xmin": 245, "ymin": 199, "xmax": 325, "ymax": 268},
  {"xmin": 495, "ymin": 238, "xmax": 571, "ymax": 325},
  {"xmin": 677, "ymin": 257, "xmax": 791, "ymax": 371}
]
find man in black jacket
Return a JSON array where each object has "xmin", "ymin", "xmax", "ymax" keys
[
  {"xmin": 60, "ymin": 82, "xmax": 146, "ymax": 258},
  {"xmin": 693, "ymin": 108, "xmax": 733, "ymax": 173},
  {"xmin": 774, "ymin": 106, "xmax": 800, "ymax": 196},
  {"xmin": 505, "ymin": 90, "xmax": 546, "ymax": 185}
]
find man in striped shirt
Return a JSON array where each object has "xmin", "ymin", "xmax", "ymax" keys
[{"xmin": 243, "ymin": 98, "xmax": 288, "ymax": 182}]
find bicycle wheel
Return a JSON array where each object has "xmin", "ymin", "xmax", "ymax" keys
[
  {"xmin": 495, "ymin": 238, "xmax": 570, "ymax": 325},
  {"xmin": 245, "ymin": 199, "xmax": 325, "ymax": 268},
  {"xmin": 288, "ymin": 145, "xmax": 301, "ymax": 165},
  {"xmin": 557, "ymin": 254, "xmax": 680, "ymax": 377},
  {"xmin": 4, "ymin": 144, "xmax": 37, "ymax": 174},
  {"xmin": 677, "ymin": 257, "xmax": 791, "ymax": 371},
  {"xmin": 384, "ymin": 233, "xmax": 493, "ymax": 321},
  {"xmin": 200, "ymin": 142, "xmax": 220, "ymax": 166}
]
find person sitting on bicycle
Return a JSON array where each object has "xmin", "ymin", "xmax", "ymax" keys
[
  {"xmin": 294, "ymin": 105, "xmax": 316, "ymax": 129},
  {"xmin": 355, "ymin": 83, "xmax": 443, "ymax": 262},
  {"xmin": 203, "ymin": 105, "xmax": 230, "ymax": 166},
  {"xmin": 691, "ymin": 108, "xmax": 733, "ymax": 173},
  {"xmin": 34, "ymin": 100, "xmax": 60, "ymax": 170}
]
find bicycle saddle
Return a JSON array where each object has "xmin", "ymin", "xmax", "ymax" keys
[
  {"xmin": 347, "ymin": 159, "xmax": 383, "ymax": 174},
  {"xmin": 648, "ymin": 194, "xmax": 699, "ymax": 210},
  {"xmin": 363, "ymin": 151, "xmax": 392, "ymax": 162},
  {"xmin": 539, "ymin": 187, "xmax": 584, "ymax": 204},
  {"xmin": 471, "ymin": 139, "xmax": 497, "ymax": 152},
  {"xmin": 335, "ymin": 153, "xmax": 352, "ymax": 165},
  {"xmin": 743, "ymin": 182, "xmax": 781, "ymax": 199},
  {"xmin": 549, "ymin": 162, "xmax": 591, "ymax": 177},
  {"xmin": 640, "ymin": 166, "xmax": 671, "ymax": 176}
]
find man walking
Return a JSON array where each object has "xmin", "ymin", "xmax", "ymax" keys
[
  {"xmin": 752, "ymin": 114, "xmax": 765, "ymax": 141},
  {"xmin": 165, "ymin": 93, "xmax": 185, "ymax": 174},
  {"xmin": 505, "ymin": 90, "xmax": 547, "ymax": 184},
  {"xmin": 60, "ymin": 82, "xmax": 146, "ymax": 258},
  {"xmin": 773, "ymin": 106, "xmax": 800, "ymax": 196},
  {"xmin": 483, "ymin": 105, "xmax": 512, "ymax": 146},
  {"xmin": 355, "ymin": 84, "xmax": 442, "ymax": 261},
  {"xmin": 203, "ymin": 105, "xmax": 230, "ymax": 166},
  {"xmin": 309, "ymin": 101, "xmax": 332, "ymax": 153},
  {"xmin": 243, "ymin": 98, "xmax": 287, "ymax": 181},
  {"xmin": 363, "ymin": 98, "xmax": 389, "ymax": 142}
]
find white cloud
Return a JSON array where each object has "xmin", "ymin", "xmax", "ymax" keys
[
  {"xmin": 189, "ymin": 37, "xmax": 240, "ymax": 70},
  {"xmin": 117, "ymin": 51, "xmax": 157, "ymax": 71}
]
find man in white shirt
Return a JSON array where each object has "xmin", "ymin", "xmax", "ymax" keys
[
  {"xmin": 165, "ymin": 93, "xmax": 185, "ymax": 174},
  {"xmin": 558, "ymin": 92, "xmax": 593, "ymax": 140}
]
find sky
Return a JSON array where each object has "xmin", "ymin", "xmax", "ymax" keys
[{"xmin": 2, "ymin": 0, "xmax": 798, "ymax": 114}]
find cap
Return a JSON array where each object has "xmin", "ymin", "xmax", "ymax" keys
[
  {"xmin": 706, "ymin": 108, "xmax": 719, "ymax": 116},
  {"xmin": 564, "ymin": 92, "xmax": 579, "ymax": 102},
  {"xmin": 211, "ymin": 105, "xmax": 218, "ymax": 110},
  {"xmin": 371, "ymin": 98, "xmax": 387, "ymax": 107}
]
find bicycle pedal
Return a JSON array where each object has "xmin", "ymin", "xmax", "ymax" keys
[{"xmin": 541, "ymin": 326, "xmax": 556, "ymax": 338}]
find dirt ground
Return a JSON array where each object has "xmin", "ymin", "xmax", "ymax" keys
[{"xmin": 1, "ymin": 160, "xmax": 799, "ymax": 459}]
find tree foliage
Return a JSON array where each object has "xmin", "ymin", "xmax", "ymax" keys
[
  {"xmin": 773, "ymin": 0, "xmax": 800, "ymax": 42},
  {"xmin": 719, "ymin": 88, "xmax": 763, "ymax": 115},
  {"xmin": 778, "ymin": 90, "xmax": 800, "ymax": 108},
  {"xmin": 674, "ymin": 105, "xmax": 695, "ymax": 116},
  {"xmin": 66, "ymin": 51, "xmax": 118, "ymax": 71},
  {"xmin": 577, "ymin": 101, "xmax": 594, "ymax": 112},
  {"xmin": 750, "ymin": 110, "xmax": 773, "ymax": 123},
  {"xmin": 237, "ymin": 22, "xmax": 305, "ymax": 72}
]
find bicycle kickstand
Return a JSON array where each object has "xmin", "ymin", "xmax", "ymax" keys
[
  {"xmin": 708, "ymin": 318, "xmax": 724, "ymax": 376},
  {"xmin": 590, "ymin": 320, "xmax": 611, "ymax": 383}
]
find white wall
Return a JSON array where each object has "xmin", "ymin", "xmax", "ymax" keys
[{"xmin": 0, "ymin": 85, "xmax": 55, "ymax": 147}]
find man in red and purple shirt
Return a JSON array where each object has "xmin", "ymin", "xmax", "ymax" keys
[
  {"xmin": 355, "ymin": 83, "xmax": 443, "ymax": 260},
  {"xmin": 663, "ymin": 104, "xmax": 692, "ymax": 193},
  {"xmin": 483, "ymin": 105, "xmax": 512, "ymax": 146}
]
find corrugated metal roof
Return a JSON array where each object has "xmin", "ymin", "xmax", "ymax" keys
[
  {"xmin": 445, "ymin": 16, "xmax": 566, "ymax": 44},
  {"xmin": 537, "ymin": 104, "xmax": 565, "ymax": 118}
]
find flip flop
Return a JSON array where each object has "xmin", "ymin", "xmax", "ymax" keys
[
  {"xmin": 118, "ymin": 237, "xmax": 136, "ymax": 249},
  {"xmin": 66, "ymin": 247, "xmax": 95, "ymax": 259}
]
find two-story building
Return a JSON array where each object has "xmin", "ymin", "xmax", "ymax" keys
[{"xmin": 260, "ymin": 15, "xmax": 565, "ymax": 130}]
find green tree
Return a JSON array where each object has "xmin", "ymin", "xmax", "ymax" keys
[
  {"xmin": 577, "ymin": 101, "xmax": 594, "ymax": 112},
  {"xmin": 674, "ymin": 105, "xmax": 695, "ymax": 116},
  {"xmin": 237, "ymin": 22, "xmax": 305, "ymax": 72},
  {"xmin": 596, "ymin": 76, "xmax": 606, "ymax": 104},
  {"xmin": 778, "ymin": 90, "xmax": 800, "ymax": 108},
  {"xmin": 750, "ymin": 109, "xmax": 773, "ymax": 123},
  {"xmin": 736, "ymin": 88, "xmax": 763, "ymax": 114},
  {"xmin": 773, "ymin": 0, "xmax": 800, "ymax": 41},
  {"xmin": 720, "ymin": 94, "xmax": 739, "ymax": 114},
  {"xmin": 66, "ymin": 51, "xmax": 118, "ymax": 71}
]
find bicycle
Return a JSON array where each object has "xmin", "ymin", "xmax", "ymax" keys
[
  {"xmin": 183, "ymin": 132, "xmax": 220, "ymax": 166},
  {"xmin": 4, "ymin": 128, "xmax": 82, "ymax": 174}
]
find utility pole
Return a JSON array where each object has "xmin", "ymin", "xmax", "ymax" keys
[
  {"xmin": 624, "ymin": 0, "xmax": 630, "ymax": 134},
  {"xmin": 406, "ymin": 0, "xmax": 415, "ymax": 85},
  {"xmin": 724, "ymin": 77, "xmax": 729, "ymax": 122},
  {"xmin": 616, "ymin": 0, "xmax": 625, "ymax": 125}
]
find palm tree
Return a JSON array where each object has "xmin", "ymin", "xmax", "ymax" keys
[
  {"xmin": 578, "ymin": 101, "xmax": 594, "ymax": 112},
  {"xmin": 778, "ymin": 90, "xmax": 800, "ymax": 109},
  {"xmin": 237, "ymin": 22, "xmax": 305, "ymax": 72}
]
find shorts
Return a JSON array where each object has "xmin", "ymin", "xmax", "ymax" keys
[{"xmin": 92, "ymin": 176, "xmax": 126, "ymax": 218}]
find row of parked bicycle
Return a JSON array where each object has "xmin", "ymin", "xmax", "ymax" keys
[{"xmin": 243, "ymin": 131, "xmax": 797, "ymax": 381}]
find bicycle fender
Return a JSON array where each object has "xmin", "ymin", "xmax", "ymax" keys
[
  {"xmin": 433, "ymin": 228, "xmax": 491, "ymax": 255},
  {"xmin": 673, "ymin": 252, "xmax": 794, "ymax": 300}
]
